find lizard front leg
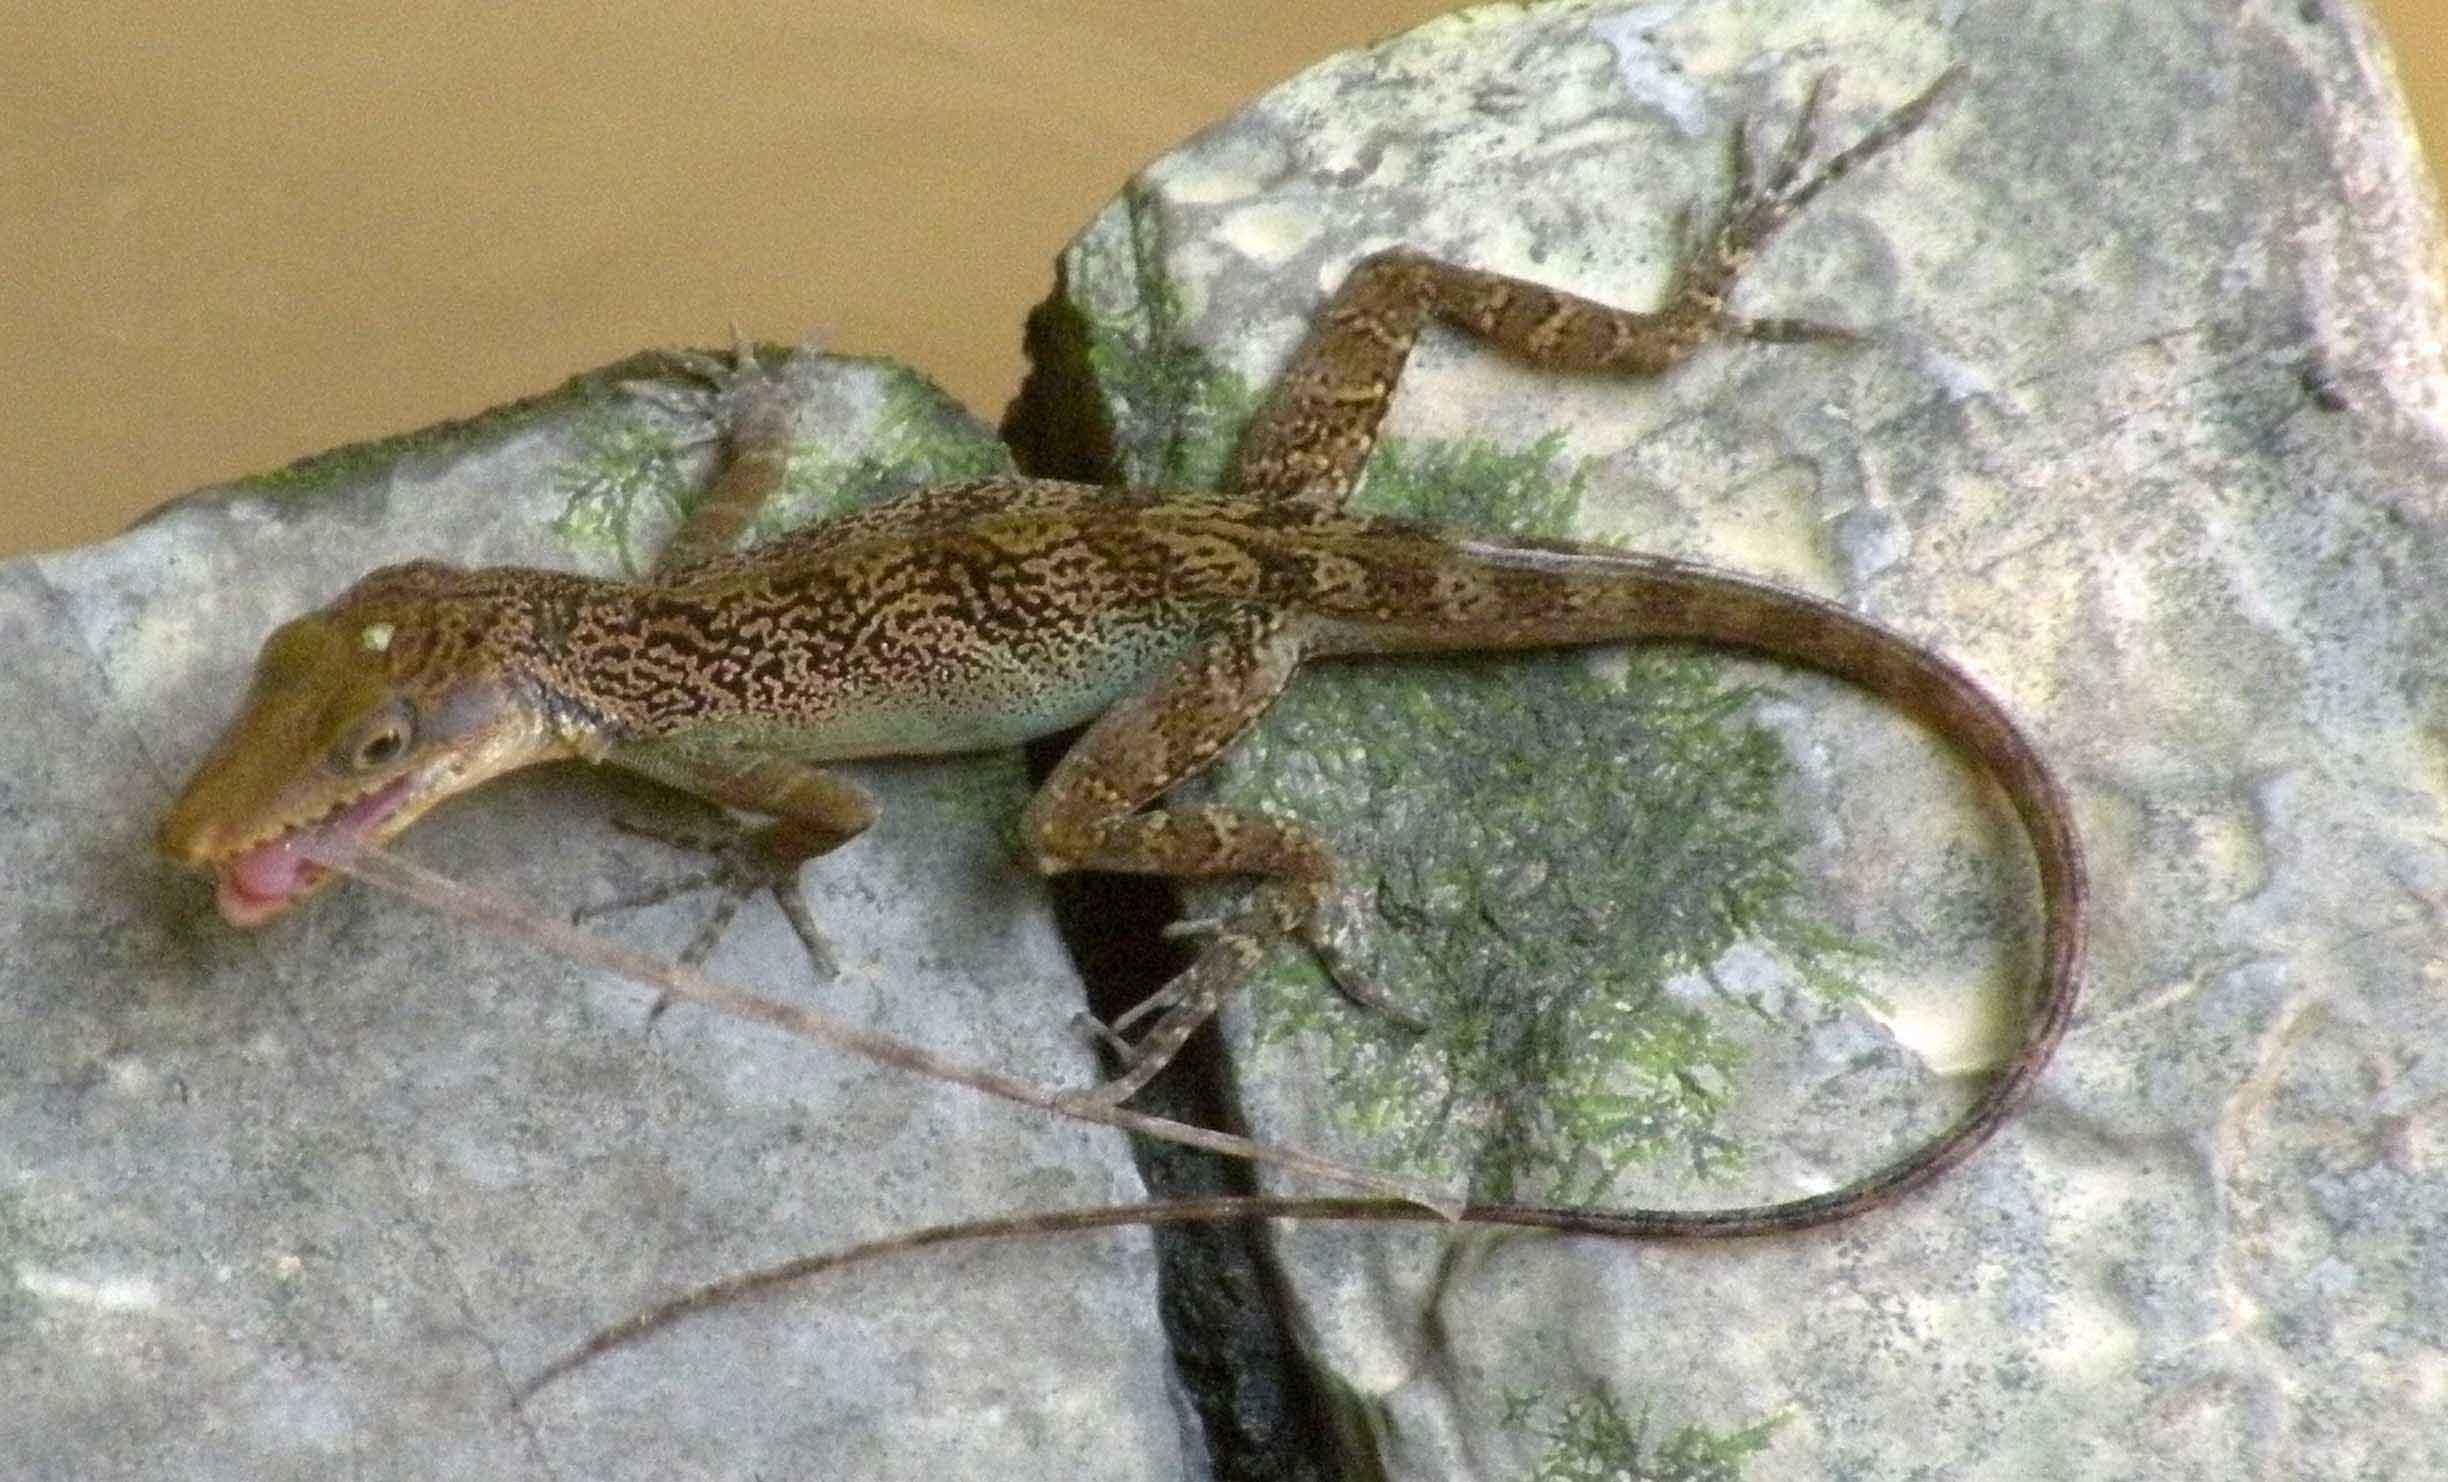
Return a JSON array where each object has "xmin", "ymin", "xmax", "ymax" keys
[
  {"xmin": 573, "ymin": 346, "xmax": 869, "ymax": 980},
  {"xmin": 1021, "ymin": 604, "xmax": 1400, "ymax": 1103},
  {"xmin": 585, "ymin": 736, "xmax": 879, "ymax": 986},
  {"xmin": 1232, "ymin": 67, "xmax": 1958, "ymax": 510}
]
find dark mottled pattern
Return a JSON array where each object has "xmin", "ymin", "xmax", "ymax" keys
[
  {"xmin": 319, "ymin": 481, "xmax": 1612, "ymax": 750},
  {"xmin": 318, "ymin": 474, "xmax": 2026, "ymax": 775},
  {"xmin": 176, "ymin": 68, "xmax": 2079, "ymax": 1267}
]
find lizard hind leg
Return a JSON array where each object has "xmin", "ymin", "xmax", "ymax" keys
[
  {"xmin": 1023, "ymin": 606, "xmax": 1418, "ymax": 1103},
  {"xmin": 625, "ymin": 335, "xmax": 815, "ymax": 573},
  {"xmin": 559, "ymin": 340, "xmax": 861, "ymax": 998},
  {"xmin": 1228, "ymin": 66, "xmax": 1959, "ymax": 511}
]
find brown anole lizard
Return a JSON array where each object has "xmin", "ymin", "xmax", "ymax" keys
[{"xmin": 157, "ymin": 67, "xmax": 2084, "ymax": 1325}]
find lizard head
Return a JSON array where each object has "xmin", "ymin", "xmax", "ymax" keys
[{"xmin": 159, "ymin": 560, "xmax": 584, "ymax": 927}]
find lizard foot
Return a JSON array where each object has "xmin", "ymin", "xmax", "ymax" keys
[
  {"xmin": 1164, "ymin": 879, "xmax": 1427, "ymax": 1029},
  {"xmin": 1668, "ymin": 65, "xmax": 1962, "ymax": 348},
  {"xmin": 621, "ymin": 332, "xmax": 818, "ymax": 442},
  {"xmin": 575, "ymin": 813, "xmax": 839, "ymax": 1002},
  {"xmin": 1067, "ymin": 978, "xmax": 1222, "ymax": 1078},
  {"xmin": 1290, "ymin": 880, "xmax": 1428, "ymax": 1031},
  {"xmin": 1075, "ymin": 880, "xmax": 1427, "ymax": 1105},
  {"xmin": 1069, "ymin": 885, "xmax": 1296, "ymax": 1104}
]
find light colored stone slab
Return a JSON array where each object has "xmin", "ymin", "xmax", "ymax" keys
[
  {"xmin": 1030, "ymin": 0, "xmax": 2448, "ymax": 1476},
  {"xmin": 4, "ymin": 355, "xmax": 1196, "ymax": 1480}
]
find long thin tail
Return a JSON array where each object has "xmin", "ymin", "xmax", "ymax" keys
[
  {"xmin": 522, "ymin": 540, "xmax": 2089, "ymax": 1397},
  {"xmin": 1321, "ymin": 532, "xmax": 2088, "ymax": 1235}
]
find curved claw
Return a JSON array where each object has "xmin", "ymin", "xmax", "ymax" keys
[
  {"xmin": 1295, "ymin": 882, "xmax": 1427, "ymax": 1030},
  {"xmin": 577, "ymin": 812, "xmax": 838, "ymax": 982},
  {"xmin": 619, "ymin": 338, "xmax": 802, "ymax": 447},
  {"xmin": 1676, "ymin": 66, "xmax": 1959, "ymax": 349}
]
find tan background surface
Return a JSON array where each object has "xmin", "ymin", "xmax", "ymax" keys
[{"xmin": 3, "ymin": 1, "xmax": 2442, "ymax": 557}]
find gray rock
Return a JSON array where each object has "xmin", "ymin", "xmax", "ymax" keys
[
  {"xmin": 3, "ymin": 355, "xmax": 1197, "ymax": 1479},
  {"xmin": 16, "ymin": 3, "xmax": 2447, "ymax": 1479},
  {"xmin": 1019, "ymin": 0, "xmax": 2448, "ymax": 1478}
]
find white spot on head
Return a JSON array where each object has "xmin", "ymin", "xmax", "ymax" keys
[{"xmin": 360, "ymin": 623, "xmax": 394, "ymax": 653}]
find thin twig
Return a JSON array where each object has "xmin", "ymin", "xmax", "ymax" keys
[
  {"xmin": 302, "ymin": 838, "xmax": 1462, "ymax": 1216},
  {"xmin": 510, "ymin": 1195, "xmax": 1433, "ymax": 1403}
]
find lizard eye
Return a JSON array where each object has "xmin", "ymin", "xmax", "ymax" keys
[
  {"xmin": 341, "ymin": 704, "xmax": 417, "ymax": 773},
  {"xmin": 354, "ymin": 727, "xmax": 407, "ymax": 770}
]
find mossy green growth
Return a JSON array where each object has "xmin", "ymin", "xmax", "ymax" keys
[
  {"xmin": 1347, "ymin": 429, "xmax": 1583, "ymax": 531},
  {"xmin": 1218, "ymin": 437, "xmax": 1870, "ymax": 1205},
  {"xmin": 227, "ymin": 353, "xmax": 703, "ymax": 505},
  {"xmin": 550, "ymin": 364, "xmax": 1011, "ymax": 575},
  {"xmin": 914, "ymin": 750, "xmax": 1034, "ymax": 829},
  {"xmin": 230, "ymin": 396, "xmax": 569, "ymax": 502},
  {"xmin": 547, "ymin": 408, "xmax": 695, "ymax": 574},
  {"xmin": 1076, "ymin": 191, "xmax": 1262, "ymax": 489},
  {"xmin": 1501, "ymin": 1390, "xmax": 1785, "ymax": 1482}
]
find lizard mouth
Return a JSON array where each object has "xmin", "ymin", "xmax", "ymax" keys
[{"xmin": 211, "ymin": 774, "xmax": 418, "ymax": 927}]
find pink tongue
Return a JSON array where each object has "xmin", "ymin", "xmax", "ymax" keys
[
  {"xmin": 228, "ymin": 834, "xmax": 312, "ymax": 905},
  {"xmin": 214, "ymin": 777, "xmax": 413, "ymax": 925}
]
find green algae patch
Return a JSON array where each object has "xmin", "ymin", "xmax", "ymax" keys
[
  {"xmin": 1348, "ymin": 431, "xmax": 1584, "ymax": 536},
  {"xmin": 547, "ymin": 408, "xmax": 698, "ymax": 574},
  {"xmin": 1072, "ymin": 195, "xmax": 1263, "ymax": 490},
  {"xmin": 227, "ymin": 395, "xmax": 562, "ymax": 506},
  {"xmin": 1502, "ymin": 1389, "xmax": 1787, "ymax": 1482},
  {"xmin": 915, "ymin": 751, "xmax": 1035, "ymax": 829},
  {"xmin": 1230, "ymin": 645, "xmax": 1870, "ymax": 1204},
  {"xmin": 739, "ymin": 365, "xmax": 1013, "ymax": 541},
  {"xmin": 1215, "ymin": 437, "xmax": 1870, "ymax": 1206},
  {"xmin": 227, "ymin": 351, "xmax": 682, "ymax": 505},
  {"xmin": 551, "ymin": 360, "xmax": 1010, "ymax": 575}
]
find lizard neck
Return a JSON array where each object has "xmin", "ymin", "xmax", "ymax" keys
[
  {"xmin": 336, "ymin": 562, "xmax": 643, "ymax": 758},
  {"xmin": 548, "ymin": 566, "xmax": 862, "ymax": 741}
]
